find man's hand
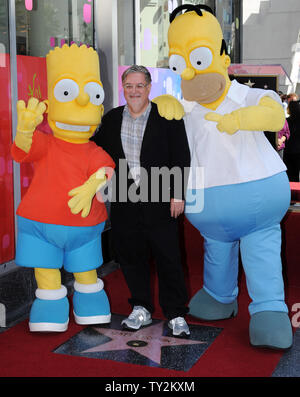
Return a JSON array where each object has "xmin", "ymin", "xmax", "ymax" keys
[
  {"xmin": 277, "ymin": 135, "xmax": 286, "ymax": 149},
  {"xmin": 170, "ymin": 198, "xmax": 185, "ymax": 218},
  {"xmin": 152, "ymin": 94, "xmax": 184, "ymax": 120},
  {"xmin": 68, "ymin": 168, "xmax": 107, "ymax": 218},
  {"xmin": 14, "ymin": 98, "xmax": 46, "ymax": 152}
]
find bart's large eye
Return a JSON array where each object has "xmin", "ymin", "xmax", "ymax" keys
[
  {"xmin": 84, "ymin": 82, "xmax": 105, "ymax": 106},
  {"xmin": 189, "ymin": 47, "xmax": 213, "ymax": 70},
  {"xmin": 54, "ymin": 79, "xmax": 79, "ymax": 102},
  {"xmin": 169, "ymin": 54, "xmax": 187, "ymax": 75}
]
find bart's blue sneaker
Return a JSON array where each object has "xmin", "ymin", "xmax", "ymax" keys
[
  {"xmin": 249, "ymin": 311, "xmax": 293, "ymax": 350},
  {"xmin": 73, "ymin": 278, "xmax": 111, "ymax": 325},
  {"xmin": 29, "ymin": 286, "xmax": 69, "ymax": 332}
]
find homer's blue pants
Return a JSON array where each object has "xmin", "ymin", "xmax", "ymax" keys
[{"xmin": 185, "ymin": 172, "xmax": 290, "ymax": 315}]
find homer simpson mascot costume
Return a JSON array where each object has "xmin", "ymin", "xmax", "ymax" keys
[
  {"xmin": 165, "ymin": 4, "xmax": 293, "ymax": 349},
  {"xmin": 11, "ymin": 44, "xmax": 115, "ymax": 332}
]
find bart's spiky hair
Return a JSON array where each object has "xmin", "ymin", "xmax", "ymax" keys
[
  {"xmin": 46, "ymin": 43, "xmax": 98, "ymax": 63},
  {"xmin": 46, "ymin": 43, "xmax": 101, "ymax": 90}
]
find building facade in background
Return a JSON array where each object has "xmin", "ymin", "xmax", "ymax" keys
[{"xmin": 242, "ymin": 0, "xmax": 300, "ymax": 94}]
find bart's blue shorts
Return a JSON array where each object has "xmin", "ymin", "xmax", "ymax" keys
[{"xmin": 16, "ymin": 216, "xmax": 105, "ymax": 273}]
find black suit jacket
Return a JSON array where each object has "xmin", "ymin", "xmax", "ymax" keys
[{"xmin": 91, "ymin": 102, "xmax": 190, "ymax": 225}]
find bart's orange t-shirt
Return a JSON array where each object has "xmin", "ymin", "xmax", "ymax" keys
[{"xmin": 11, "ymin": 131, "xmax": 115, "ymax": 227}]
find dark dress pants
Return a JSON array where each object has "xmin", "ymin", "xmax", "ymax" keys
[{"xmin": 111, "ymin": 203, "xmax": 189, "ymax": 320}]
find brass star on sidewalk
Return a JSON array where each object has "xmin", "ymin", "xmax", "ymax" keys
[
  {"xmin": 244, "ymin": 79, "xmax": 255, "ymax": 87},
  {"xmin": 82, "ymin": 322, "xmax": 205, "ymax": 365}
]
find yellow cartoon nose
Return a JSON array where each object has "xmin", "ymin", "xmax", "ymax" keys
[
  {"xmin": 181, "ymin": 67, "xmax": 196, "ymax": 80},
  {"xmin": 76, "ymin": 91, "xmax": 90, "ymax": 106}
]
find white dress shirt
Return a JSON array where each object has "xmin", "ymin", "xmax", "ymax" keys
[
  {"xmin": 121, "ymin": 102, "xmax": 152, "ymax": 185},
  {"xmin": 183, "ymin": 79, "xmax": 286, "ymax": 189}
]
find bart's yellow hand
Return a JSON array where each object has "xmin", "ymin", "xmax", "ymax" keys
[
  {"xmin": 68, "ymin": 168, "xmax": 107, "ymax": 218},
  {"xmin": 14, "ymin": 98, "xmax": 46, "ymax": 152},
  {"xmin": 205, "ymin": 112, "xmax": 240, "ymax": 135},
  {"xmin": 152, "ymin": 94, "xmax": 184, "ymax": 120}
]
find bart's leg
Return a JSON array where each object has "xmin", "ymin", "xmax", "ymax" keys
[
  {"xmin": 30, "ymin": 268, "xmax": 69, "ymax": 332},
  {"xmin": 35, "ymin": 268, "xmax": 61, "ymax": 289},
  {"xmin": 73, "ymin": 269, "xmax": 111, "ymax": 325}
]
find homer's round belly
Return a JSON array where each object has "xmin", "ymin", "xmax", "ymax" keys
[{"xmin": 185, "ymin": 172, "xmax": 290, "ymax": 242}]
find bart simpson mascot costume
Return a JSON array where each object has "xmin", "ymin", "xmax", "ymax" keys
[
  {"xmin": 167, "ymin": 4, "xmax": 293, "ymax": 349},
  {"xmin": 11, "ymin": 44, "xmax": 115, "ymax": 332}
]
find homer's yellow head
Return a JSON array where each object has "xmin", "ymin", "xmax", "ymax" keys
[
  {"xmin": 168, "ymin": 5, "xmax": 231, "ymax": 109},
  {"xmin": 45, "ymin": 44, "xmax": 104, "ymax": 143}
]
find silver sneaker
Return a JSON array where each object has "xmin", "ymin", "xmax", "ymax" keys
[
  {"xmin": 168, "ymin": 317, "xmax": 190, "ymax": 336},
  {"xmin": 121, "ymin": 306, "xmax": 152, "ymax": 330}
]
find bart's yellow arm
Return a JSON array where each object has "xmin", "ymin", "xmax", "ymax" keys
[
  {"xmin": 205, "ymin": 96, "xmax": 285, "ymax": 135},
  {"xmin": 14, "ymin": 97, "xmax": 46, "ymax": 152},
  {"xmin": 68, "ymin": 168, "xmax": 107, "ymax": 218}
]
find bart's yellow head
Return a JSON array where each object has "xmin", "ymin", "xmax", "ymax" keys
[
  {"xmin": 168, "ymin": 6, "xmax": 231, "ymax": 109},
  {"xmin": 45, "ymin": 44, "xmax": 104, "ymax": 143}
]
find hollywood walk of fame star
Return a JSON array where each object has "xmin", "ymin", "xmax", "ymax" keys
[
  {"xmin": 82, "ymin": 322, "xmax": 205, "ymax": 365},
  {"xmin": 244, "ymin": 79, "xmax": 255, "ymax": 87}
]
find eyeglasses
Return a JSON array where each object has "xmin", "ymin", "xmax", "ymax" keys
[{"xmin": 123, "ymin": 83, "xmax": 149, "ymax": 91}]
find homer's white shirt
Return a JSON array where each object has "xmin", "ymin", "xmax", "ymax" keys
[{"xmin": 183, "ymin": 79, "xmax": 286, "ymax": 189}]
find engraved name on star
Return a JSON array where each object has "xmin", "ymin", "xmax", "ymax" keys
[{"xmin": 82, "ymin": 322, "xmax": 205, "ymax": 365}]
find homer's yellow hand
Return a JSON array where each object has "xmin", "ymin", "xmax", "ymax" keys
[
  {"xmin": 152, "ymin": 94, "xmax": 184, "ymax": 120},
  {"xmin": 205, "ymin": 97, "xmax": 285, "ymax": 135},
  {"xmin": 205, "ymin": 112, "xmax": 240, "ymax": 135},
  {"xmin": 68, "ymin": 168, "xmax": 107, "ymax": 218},
  {"xmin": 14, "ymin": 98, "xmax": 46, "ymax": 152}
]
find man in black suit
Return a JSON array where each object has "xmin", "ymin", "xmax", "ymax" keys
[{"xmin": 91, "ymin": 65, "xmax": 191, "ymax": 336}]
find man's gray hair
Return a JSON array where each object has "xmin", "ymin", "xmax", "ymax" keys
[{"xmin": 122, "ymin": 65, "xmax": 152, "ymax": 85}]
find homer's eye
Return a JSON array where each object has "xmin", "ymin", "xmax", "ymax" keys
[
  {"xmin": 169, "ymin": 54, "xmax": 186, "ymax": 75},
  {"xmin": 84, "ymin": 82, "xmax": 105, "ymax": 106},
  {"xmin": 54, "ymin": 79, "xmax": 79, "ymax": 102},
  {"xmin": 189, "ymin": 47, "xmax": 213, "ymax": 70}
]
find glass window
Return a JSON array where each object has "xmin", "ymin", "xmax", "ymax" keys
[
  {"xmin": 0, "ymin": 1, "xmax": 9, "ymax": 52},
  {"xmin": 0, "ymin": 0, "xmax": 15, "ymax": 264},
  {"xmin": 15, "ymin": 0, "xmax": 94, "ymax": 57},
  {"xmin": 137, "ymin": 0, "xmax": 240, "ymax": 68},
  {"xmin": 139, "ymin": 0, "xmax": 170, "ymax": 68},
  {"xmin": 138, "ymin": 0, "xmax": 216, "ymax": 68},
  {"xmin": 216, "ymin": 0, "xmax": 240, "ymax": 63},
  {"xmin": 118, "ymin": 0, "xmax": 135, "ymax": 66},
  {"xmin": 182, "ymin": 0, "xmax": 215, "ymax": 13}
]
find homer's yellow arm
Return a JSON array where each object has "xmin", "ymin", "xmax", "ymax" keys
[
  {"xmin": 152, "ymin": 94, "xmax": 184, "ymax": 120},
  {"xmin": 14, "ymin": 97, "xmax": 46, "ymax": 152},
  {"xmin": 205, "ymin": 96, "xmax": 285, "ymax": 135},
  {"xmin": 68, "ymin": 168, "xmax": 107, "ymax": 218}
]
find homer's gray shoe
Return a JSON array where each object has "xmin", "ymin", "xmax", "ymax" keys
[
  {"xmin": 249, "ymin": 311, "xmax": 293, "ymax": 350},
  {"xmin": 168, "ymin": 317, "xmax": 190, "ymax": 336},
  {"xmin": 121, "ymin": 306, "xmax": 152, "ymax": 330},
  {"xmin": 189, "ymin": 288, "xmax": 238, "ymax": 320}
]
